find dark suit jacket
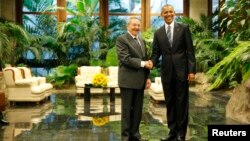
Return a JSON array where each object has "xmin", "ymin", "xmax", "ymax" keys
[
  {"xmin": 151, "ymin": 22, "xmax": 196, "ymax": 83},
  {"xmin": 116, "ymin": 32, "xmax": 149, "ymax": 89}
]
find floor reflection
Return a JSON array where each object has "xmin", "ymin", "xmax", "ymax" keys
[{"xmin": 0, "ymin": 91, "xmax": 241, "ymax": 141}]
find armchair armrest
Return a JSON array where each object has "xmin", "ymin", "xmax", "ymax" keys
[{"xmin": 15, "ymin": 79, "xmax": 39, "ymax": 86}]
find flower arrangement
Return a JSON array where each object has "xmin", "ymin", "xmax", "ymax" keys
[
  {"xmin": 92, "ymin": 116, "xmax": 109, "ymax": 126},
  {"xmin": 92, "ymin": 73, "xmax": 108, "ymax": 87}
]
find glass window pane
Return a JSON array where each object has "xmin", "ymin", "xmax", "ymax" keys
[
  {"xmin": 109, "ymin": 0, "xmax": 141, "ymax": 13},
  {"xmin": 23, "ymin": 14, "xmax": 57, "ymax": 36},
  {"xmin": 151, "ymin": 0, "xmax": 183, "ymax": 13},
  {"xmin": 212, "ymin": 0, "xmax": 219, "ymax": 13},
  {"xmin": 151, "ymin": 16, "xmax": 165, "ymax": 30},
  {"xmin": 109, "ymin": 16, "xmax": 128, "ymax": 35},
  {"xmin": 23, "ymin": 0, "xmax": 57, "ymax": 12},
  {"xmin": 94, "ymin": 2, "xmax": 100, "ymax": 13}
]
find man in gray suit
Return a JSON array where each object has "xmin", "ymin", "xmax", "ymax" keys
[
  {"xmin": 116, "ymin": 17, "xmax": 152, "ymax": 141},
  {"xmin": 149, "ymin": 4, "xmax": 196, "ymax": 141}
]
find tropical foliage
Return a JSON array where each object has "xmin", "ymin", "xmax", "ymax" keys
[
  {"xmin": 105, "ymin": 47, "xmax": 118, "ymax": 66},
  {"xmin": 206, "ymin": 41, "xmax": 250, "ymax": 90},
  {"xmin": 23, "ymin": 0, "xmax": 56, "ymax": 36},
  {"xmin": 0, "ymin": 18, "xmax": 30, "ymax": 68},
  {"xmin": 205, "ymin": 0, "xmax": 250, "ymax": 90},
  {"xmin": 47, "ymin": 64, "xmax": 77, "ymax": 88},
  {"xmin": 176, "ymin": 14, "xmax": 229, "ymax": 72},
  {"xmin": 54, "ymin": 0, "xmax": 99, "ymax": 66},
  {"xmin": 219, "ymin": 0, "xmax": 250, "ymax": 42}
]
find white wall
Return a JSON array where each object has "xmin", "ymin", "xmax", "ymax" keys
[{"xmin": 189, "ymin": 0, "xmax": 208, "ymax": 22}]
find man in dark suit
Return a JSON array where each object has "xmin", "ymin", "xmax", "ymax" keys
[
  {"xmin": 149, "ymin": 4, "xmax": 196, "ymax": 141},
  {"xmin": 116, "ymin": 16, "xmax": 152, "ymax": 141}
]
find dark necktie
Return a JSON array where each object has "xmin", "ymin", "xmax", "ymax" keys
[
  {"xmin": 167, "ymin": 26, "xmax": 172, "ymax": 47},
  {"xmin": 134, "ymin": 37, "xmax": 143, "ymax": 55}
]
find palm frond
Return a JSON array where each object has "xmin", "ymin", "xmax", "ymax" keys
[{"xmin": 206, "ymin": 41, "xmax": 250, "ymax": 91}]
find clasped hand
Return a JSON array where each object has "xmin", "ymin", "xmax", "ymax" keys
[{"xmin": 144, "ymin": 60, "xmax": 153, "ymax": 69}]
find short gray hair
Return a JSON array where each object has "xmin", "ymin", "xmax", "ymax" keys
[{"xmin": 126, "ymin": 16, "xmax": 141, "ymax": 26}]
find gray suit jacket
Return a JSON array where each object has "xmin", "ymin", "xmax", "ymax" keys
[
  {"xmin": 151, "ymin": 22, "xmax": 196, "ymax": 83},
  {"xmin": 116, "ymin": 32, "xmax": 149, "ymax": 89}
]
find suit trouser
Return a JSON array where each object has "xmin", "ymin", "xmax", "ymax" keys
[
  {"xmin": 120, "ymin": 87, "xmax": 144, "ymax": 140},
  {"xmin": 163, "ymin": 77, "xmax": 189, "ymax": 139}
]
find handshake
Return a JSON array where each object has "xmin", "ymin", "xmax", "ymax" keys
[{"xmin": 144, "ymin": 60, "xmax": 153, "ymax": 69}]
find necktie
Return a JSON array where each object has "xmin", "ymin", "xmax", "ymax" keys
[
  {"xmin": 167, "ymin": 26, "xmax": 172, "ymax": 47},
  {"xmin": 134, "ymin": 37, "xmax": 141, "ymax": 46},
  {"xmin": 134, "ymin": 37, "xmax": 143, "ymax": 55}
]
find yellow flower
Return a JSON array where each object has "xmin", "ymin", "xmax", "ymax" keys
[
  {"xmin": 92, "ymin": 73, "xmax": 108, "ymax": 87},
  {"xmin": 92, "ymin": 116, "xmax": 109, "ymax": 126}
]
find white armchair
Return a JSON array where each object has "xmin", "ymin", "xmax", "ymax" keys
[
  {"xmin": 3, "ymin": 67, "xmax": 50, "ymax": 102},
  {"xmin": 148, "ymin": 77, "xmax": 165, "ymax": 101},
  {"xmin": 18, "ymin": 67, "xmax": 53, "ymax": 98},
  {"xmin": 106, "ymin": 66, "xmax": 120, "ymax": 94},
  {"xmin": 75, "ymin": 66, "xmax": 103, "ymax": 94}
]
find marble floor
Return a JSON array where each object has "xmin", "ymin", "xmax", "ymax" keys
[{"xmin": 0, "ymin": 90, "xmax": 241, "ymax": 141}]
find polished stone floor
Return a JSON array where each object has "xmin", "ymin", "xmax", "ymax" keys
[{"xmin": 0, "ymin": 90, "xmax": 241, "ymax": 141}]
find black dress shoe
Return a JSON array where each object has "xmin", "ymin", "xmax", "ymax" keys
[
  {"xmin": 160, "ymin": 135, "xmax": 177, "ymax": 141},
  {"xmin": 0, "ymin": 119, "xmax": 9, "ymax": 125}
]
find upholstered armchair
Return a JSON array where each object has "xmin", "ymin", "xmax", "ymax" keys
[
  {"xmin": 75, "ymin": 66, "xmax": 103, "ymax": 94},
  {"xmin": 106, "ymin": 66, "xmax": 120, "ymax": 93},
  {"xmin": 18, "ymin": 67, "xmax": 53, "ymax": 98},
  {"xmin": 148, "ymin": 77, "xmax": 164, "ymax": 101},
  {"xmin": 3, "ymin": 67, "xmax": 49, "ymax": 102}
]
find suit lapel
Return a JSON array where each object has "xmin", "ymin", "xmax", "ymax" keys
[
  {"xmin": 126, "ymin": 33, "xmax": 143, "ymax": 58},
  {"xmin": 172, "ymin": 23, "xmax": 180, "ymax": 49},
  {"xmin": 159, "ymin": 26, "xmax": 171, "ymax": 51}
]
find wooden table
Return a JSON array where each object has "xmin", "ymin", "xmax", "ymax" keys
[{"xmin": 83, "ymin": 86, "xmax": 118, "ymax": 102}]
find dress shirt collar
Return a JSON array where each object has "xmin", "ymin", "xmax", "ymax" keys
[
  {"xmin": 127, "ymin": 31, "xmax": 139, "ymax": 39},
  {"xmin": 165, "ymin": 21, "xmax": 174, "ymax": 29}
]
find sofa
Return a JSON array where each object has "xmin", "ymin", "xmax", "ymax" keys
[{"xmin": 75, "ymin": 66, "xmax": 103, "ymax": 94}]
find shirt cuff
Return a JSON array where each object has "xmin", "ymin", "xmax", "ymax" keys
[{"xmin": 141, "ymin": 61, "xmax": 145, "ymax": 67}]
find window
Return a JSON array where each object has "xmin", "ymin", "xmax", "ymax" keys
[
  {"xmin": 18, "ymin": 0, "xmax": 188, "ymax": 32},
  {"xmin": 150, "ymin": 0, "xmax": 184, "ymax": 29},
  {"xmin": 16, "ymin": 0, "xmax": 190, "ymax": 73},
  {"xmin": 21, "ymin": 0, "xmax": 57, "ymax": 36},
  {"xmin": 108, "ymin": 0, "xmax": 142, "ymax": 34}
]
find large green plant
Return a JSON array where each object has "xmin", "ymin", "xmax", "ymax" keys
[
  {"xmin": 105, "ymin": 47, "xmax": 118, "ymax": 66},
  {"xmin": 205, "ymin": 0, "xmax": 250, "ymax": 91},
  {"xmin": 55, "ymin": 0, "xmax": 99, "ymax": 66},
  {"xmin": 47, "ymin": 64, "xmax": 77, "ymax": 88},
  {"xmin": 95, "ymin": 19, "xmax": 124, "ymax": 66},
  {"xmin": 176, "ymin": 15, "xmax": 229, "ymax": 72},
  {"xmin": 0, "ymin": 19, "xmax": 30, "ymax": 68},
  {"xmin": 206, "ymin": 41, "xmax": 250, "ymax": 91},
  {"xmin": 219, "ymin": 0, "xmax": 250, "ymax": 42},
  {"xmin": 23, "ymin": 0, "xmax": 56, "ymax": 36},
  {"xmin": 142, "ymin": 28, "xmax": 155, "ymax": 58}
]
